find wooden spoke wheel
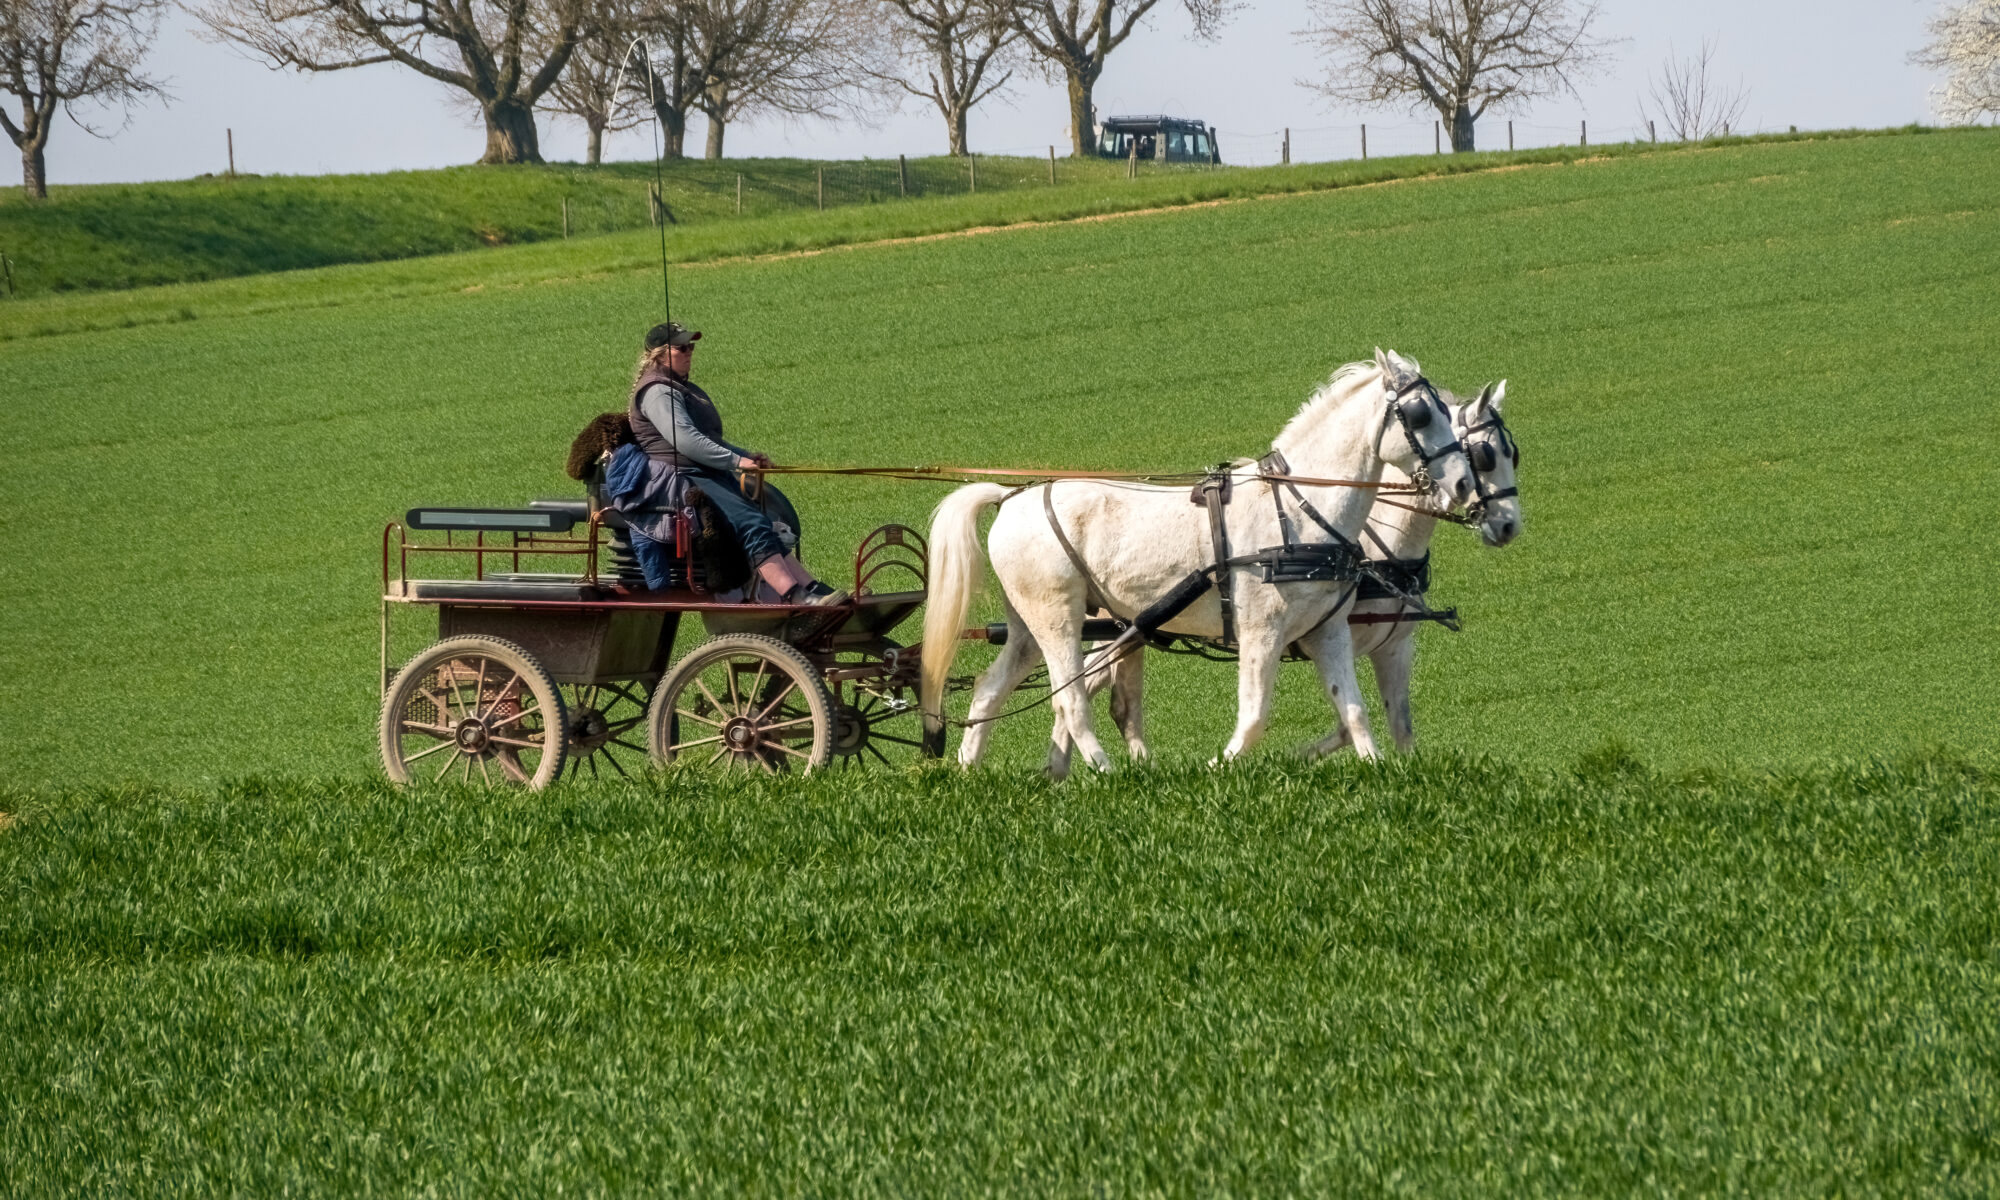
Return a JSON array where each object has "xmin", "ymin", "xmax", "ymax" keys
[
  {"xmin": 380, "ymin": 635, "xmax": 568, "ymax": 788},
  {"xmin": 827, "ymin": 670, "xmax": 945, "ymax": 769},
  {"xmin": 648, "ymin": 634, "xmax": 832, "ymax": 773},
  {"xmin": 558, "ymin": 680, "xmax": 654, "ymax": 782}
]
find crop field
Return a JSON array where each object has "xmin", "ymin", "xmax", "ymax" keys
[
  {"xmin": 3, "ymin": 128, "xmax": 1999, "ymax": 1191},
  {"xmin": 0, "ymin": 135, "xmax": 1711, "ymax": 325},
  {"xmin": 2, "ymin": 152, "xmax": 1222, "ymax": 297}
]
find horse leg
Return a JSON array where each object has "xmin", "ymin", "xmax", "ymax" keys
[
  {"xmin": 958, "ymin": 613, "xmax": 1045, "ymax": 768},
  {"xmin": 1373, "ymin": 632, "xmax": 1418, "ymax": 752},
  {"xmin": 1310, "ymin": 619, "xmax": 1379, "ymax": 760},
  {"xmin": 1105, "ymin": 648, "xmax": 1150, "ymax": 761},
  {"xmin": 1034, "ymin": 634, "xmax": 1115, "ymax": 775},
  {"xmin": 1221, "ymin": 633, "xmax": 1286, "ymax": 761}
]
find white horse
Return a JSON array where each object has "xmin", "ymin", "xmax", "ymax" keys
[
  {"xmin": 1092, "ymin": 384, "xmax": 1522, "ymax": 761},
  {"xmin": 919, "ymin": 350, "xmax": 1478, "ymax": 775}
]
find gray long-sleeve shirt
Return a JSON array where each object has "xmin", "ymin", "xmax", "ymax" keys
[{"xmin": 637, "ymin": 382, "xmax": 754, "ymax": 473}]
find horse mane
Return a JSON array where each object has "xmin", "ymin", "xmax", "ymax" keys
[{"xmin": 1274, "ymin": 357, "xmax": 1401, "ymax": 449}]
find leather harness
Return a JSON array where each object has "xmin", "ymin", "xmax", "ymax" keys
[{"xmin": 1037, "ymin": 371, "xmax": 1469, "ymax": 653}]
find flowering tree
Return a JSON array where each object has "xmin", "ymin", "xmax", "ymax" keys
[{"xmin": 1914, "ymin": 0, "xmax": 2000, "ymax": 123}]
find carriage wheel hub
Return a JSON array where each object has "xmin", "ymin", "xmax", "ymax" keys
[
  {"xmin": 724, "ymin": 718, "xmax": 760, "ymax": 751},
  {"xmin": 455, "ymin": 719, "xmax": 490, "ymax": 752}
]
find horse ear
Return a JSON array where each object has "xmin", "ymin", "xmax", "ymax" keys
[{"xmin": 1489, "ymin": 380, "xmax": 1507, "ymax": 413}]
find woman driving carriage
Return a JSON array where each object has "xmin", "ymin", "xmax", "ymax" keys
[{"xmin": 607, "ymin": 322, "xmax": 848, "ymax": 606}]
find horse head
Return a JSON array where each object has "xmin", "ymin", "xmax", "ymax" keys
[
  {"xmin": 1374, "ymin": 349, "xmax": 1477, "ymax": 513},
  {"xmin": 1456, "ymin": 381, "xmax": 1521, "ymax": 547}
]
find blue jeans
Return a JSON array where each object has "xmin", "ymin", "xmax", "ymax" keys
[{"xmin": 627, "ymin": 470, "xmax": 798, "ymax": 590}]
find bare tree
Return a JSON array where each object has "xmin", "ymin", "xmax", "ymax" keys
[
  {"xmin": 1300, "ymin": 0, "xmax": 1615, "ymax": 153},
  {"xmin": 1, "ymin": 0, "xmax": 167, "ymax": 198},
  {"xmin": 543, "ymin": 3, "xmax": 649, "ymax": 161},
  {"xmin": 872, "ymin": 0, "xmax": 1016, "ymax": 155},
  {"xmin": 1913, "ymin": 0, "xmax": 2000, "ymax": 124},
  {"xmin": 194, "ymin": 0, "xmax": 589, "ymax": 164},
  {"xmin": 1004, "ymin": 0, "xmax": 1230, "ymax": 158},
  {"xmin": 1640, "ymin": 38, "xmax": 1747, "ymax": 142},
  {"xmin": 681, "ymin": 0, "xmax": 874, "ymax": 160},
  {"xmin": 632, "ymin": 5, "xmax": 700, "ymax": 157}
]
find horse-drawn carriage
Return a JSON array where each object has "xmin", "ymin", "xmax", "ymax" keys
[{"xmin": 379, "ymin": 492, "xmax": 944, "ymax": 786}]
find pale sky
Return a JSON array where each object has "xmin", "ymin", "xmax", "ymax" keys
[{"xmin": 22, "ymin": 1, "xmax": 1952, "ymax": 186}]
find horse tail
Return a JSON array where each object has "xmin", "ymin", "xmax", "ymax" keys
[{"xmin": 921, "ymin": 483, "xmax": 1011, "ymax": 732}]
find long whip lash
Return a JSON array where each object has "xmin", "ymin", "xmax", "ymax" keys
[{"xmin": 612, "ymin": 36, "xmax": 671, "ymax": 321}]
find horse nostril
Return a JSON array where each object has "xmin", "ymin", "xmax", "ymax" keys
[
  {"xmin": 1501, "ymin": 521, "xmax": 1516, "ymax": 540},
  {"xmin": 1455, "ymin": 478, "xmax": 1470, "ymax": 501}
]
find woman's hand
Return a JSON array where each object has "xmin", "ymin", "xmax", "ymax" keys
[{"xmin": 741, "ymin": 451, "xmax": 773, "ymax": 470}]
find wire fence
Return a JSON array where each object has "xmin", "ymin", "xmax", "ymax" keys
[{"xmin": 1212, "ymin": 116, "xmax": 1793, "ymax": 166}]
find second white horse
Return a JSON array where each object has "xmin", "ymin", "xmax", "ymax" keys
[{"xmin": 920, "ymin": 350, "xmax": 1478, "ymax": 774}]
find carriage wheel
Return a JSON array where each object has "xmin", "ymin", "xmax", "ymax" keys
[
  {"xmin": 558, "ymin": 680, "xmax": 654, "ymax": 782},
  {"xmin": 648, "ymin": 634, "xmax": 832, "ymax": 773},
  {"xmin": 380, "ymin": 635, "xmax": 568, "ymax": 788},
  {"xmin": 827, "ymin": 672, "xmax": 945, "ymax": 768}
]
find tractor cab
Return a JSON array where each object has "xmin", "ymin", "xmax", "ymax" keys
[{"xmin": 1094, "ymin": 115, "xmax": 1221, "ymax": 164}]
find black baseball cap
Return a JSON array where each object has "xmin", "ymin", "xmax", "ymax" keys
[{"xmin": 644, "ymin": 321, "xmax": 702, "ymax": 350}]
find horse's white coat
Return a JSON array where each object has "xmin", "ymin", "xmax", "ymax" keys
[
  {"xmin": 1093, "ymin": 385, "xmax": 1523, "ymax": 758},
  {"xmin": 919, "ymin": 351, "xmax": 1477, "ymax": 776}
]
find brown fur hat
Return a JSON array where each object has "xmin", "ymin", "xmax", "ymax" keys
[{"xmin": 566, "ymin": 412, "xmax": 633, "ymax": 480}]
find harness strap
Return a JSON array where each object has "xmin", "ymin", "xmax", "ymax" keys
[
  {"xmin": 1042, "ymin": 481, "xmax": 1132, "ymax": 625},
  {"xmin": 1194, "ymin": 468, "xmax": 1236, "ymax": 648}
]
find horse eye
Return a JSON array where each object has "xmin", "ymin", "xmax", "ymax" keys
[{"xmin": 1400, "ymin": 399, "xmax": 1433, "ymax": 430}]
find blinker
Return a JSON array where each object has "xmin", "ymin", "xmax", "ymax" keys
[
  {"xmin": 1399, "ymin": 398, "xmax": 1433, "ymax": 430},
  {"xmin": 1472, "ymin": 442, "xmax": 1498, "ymax": 472}
]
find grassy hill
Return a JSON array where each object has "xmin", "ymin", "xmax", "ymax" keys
[
  {"xmin": 0, "ymin": 154, "xmax": 1119, "ymax": 296},
  {"xmin": 0, "ymin": 132, "xmax": 1896, "ymax": 302},
  {"xmin": 3, "ymin": 127, "xmax": 1998, "ymax": 1191}
]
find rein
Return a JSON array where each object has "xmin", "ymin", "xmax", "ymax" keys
[{"xmin": 749, "ymin": 462, "xmax": 1429, "ymax": 495}]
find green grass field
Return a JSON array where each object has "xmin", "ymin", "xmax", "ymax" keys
[
  {"xmin": 0, "ymin": 133, "xmax": 1861, "ymax": 304},
  {"xmin": 0, "ymin": 153, "xmax": 1177, "ymax": 297},
  {"xmin": 3, "ymin": 126, "xmax": 1999, "ymax": 1191},
  {"xmin": 4, "ymin": 755, "xmax": 1997, "ymax": 1193}
]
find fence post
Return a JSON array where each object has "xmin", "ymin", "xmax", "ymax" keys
[
  {"xmin": 564, "ymin": 197, "xmax": 572, "ymax": 238},
  {"xmin": 1508, "ymin": 120, "xmax": 1514, "ymax": 151},
  {"xmin": 898, "ymin": 154, "xmax": 907, "ymax": 197},
  {"xmin": 1435, "ymin": 121, "xmax": 1440, "ymax": 154},
  {"xmin": 1649, "ymin": 120, "xmax": 1656, "ymax": 144},
  {"xmin": 1581, "ymin": 119, "xmax": 1587, "ymax": 147},
  {"xmin": 817, "ymin": 167, "xmax": 823, "ymax": 210},
  {"xmin": 736, "ymin": 174, "xmax": 742, "ymax": 214},
  {"xmin": 1361, "ymin": 123, "xmax": 1367, "ymax": 160},
  {"xmin": 227, "ymin": 128, "xmax": 235, "ymax": 177},
  {"xmin": 1128, "ymin": 139, "xmax": 1138, "ymax": 179},
  {"xmin": 969, "ymin": 154, "xmax": 976, "ymax": 193},
  {"xmin": 1048, "ymin": 145, "xmax": 1056, "ymax": 185},
  {"xmin": 1, "ymin": 252, "xmax": 13, "ymax": 298},
  {"xmin": 1282, "ymin": 127, "xmax": 1290, "ymax": 165}
]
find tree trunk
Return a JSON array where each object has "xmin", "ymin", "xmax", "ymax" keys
[
  {"xmin": 649, "ymin": 99, "xmax": 689, "ymax": 159},
  {"xmin": 479, "ymin": 100, "xmax": 544, "ymax": 164},
  {"xmin": 586, "ymin": 120, "xmax": 604, "ymax": 165},
  {"xmin": 1065, "ymin": 70, "xmax": 1095, "ymax": 158},
  {"xmin": 705, "ymin": 115, "xmax": 725, "ymax": 160},
  {"xmin": 21, "ymin": 143, "xmax": 47, "ymax": 200},
  {"xmin": 947, "ymin": 105, "xmax": 968, "ymax": 156},
  {"xmin": 1449, "ymin": 104, "xmax": 1476, "ymax": 153}
]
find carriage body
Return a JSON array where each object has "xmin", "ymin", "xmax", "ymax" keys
[{"xmin": 379, "ymin": 499, "xmax": 939, "ymax": 786}]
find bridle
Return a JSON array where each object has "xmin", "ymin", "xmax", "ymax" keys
[
  {"xmin": 1459, "ymin": 404, "xmax": 1520, "ymax": 523},
  {"xmin": 1380, "ymin": 371, "xmax": 1464, "ymax": 497}
]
